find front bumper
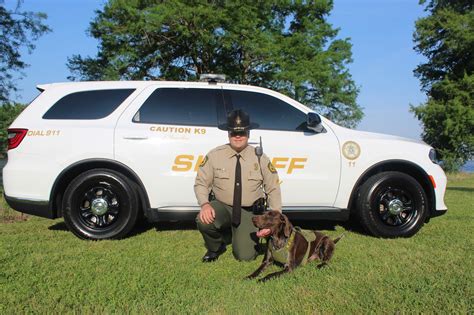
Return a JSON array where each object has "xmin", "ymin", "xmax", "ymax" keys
[
  {"xmin": 4, "ymin": 194, "xmax": 53, "ymax": 219},
  {"xmin": 430, "ymin": 164, "xmax": 448, "ymax": 213},
  {"xmin": 430, "ymin": 209, "xmax": 447, "ymax": 218}
]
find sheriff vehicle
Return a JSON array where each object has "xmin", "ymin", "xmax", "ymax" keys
[{"xmin": 4, "ymin": 75, "xmax": 447, "ymax": 240}]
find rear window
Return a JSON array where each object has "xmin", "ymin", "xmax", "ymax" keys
[
  {"xmin": 43, "ymin": 89, "xmax": 135, "ymax": 120},
  {"xmin": 133, "ymin": 88, "xmax": 220, "ymax": 126}
]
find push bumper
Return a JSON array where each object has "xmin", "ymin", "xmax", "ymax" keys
[{"xmin": 4, "ymin": 194, "xmax": 54, "ymax": 219}]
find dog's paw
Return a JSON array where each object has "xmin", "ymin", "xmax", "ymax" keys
[{"xmin": 317, "ymin": 262, "xmax": 328, "ymax": 269}]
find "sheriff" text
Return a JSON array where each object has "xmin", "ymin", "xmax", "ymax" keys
[{"xmin": 172, "ymin": 155, "xmax": 307, "ymax": 174}]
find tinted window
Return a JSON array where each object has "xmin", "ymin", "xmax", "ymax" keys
[
  {"xmin": 43, "ymin": 89, "xmax": 135, "ymax": 120},
  {"xmin": 134, "ymin": 88, "xmax": 220, "ymax": 126},
  {"xmin": 226, "ymin": 90, "xmax": 307, "ymax": 131}
]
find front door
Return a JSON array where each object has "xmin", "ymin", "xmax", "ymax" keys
[{"xmin": 222, "ymin": 87, "xmax": 341, "ymax": 208}]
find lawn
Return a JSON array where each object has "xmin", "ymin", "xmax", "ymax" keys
[{"xmin": 1, "ymin": 174, "xmax": 473, "ymax": 313}]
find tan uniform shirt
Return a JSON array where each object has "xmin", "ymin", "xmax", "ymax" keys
[{"xmin": 194, "ymin": 144, "xmax": 282, "ymax": 211}]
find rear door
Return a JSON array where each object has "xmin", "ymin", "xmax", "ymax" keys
[{"xmin": 114, "ymin": 85, "xmax": 226, "ymax": 209}]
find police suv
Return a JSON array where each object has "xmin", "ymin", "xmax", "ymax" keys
[{"xmin": 4, "ymin": 76, "xmax": 447, "ymax": 240}]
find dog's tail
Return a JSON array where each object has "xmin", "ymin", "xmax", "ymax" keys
[{"xmin": 333, "ymin": 232, "xmax": 346, "ymax": 244}]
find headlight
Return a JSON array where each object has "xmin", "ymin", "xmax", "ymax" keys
[{"xmin": 429, "ymin": 148, "xmax": 437, "ymax": 163}]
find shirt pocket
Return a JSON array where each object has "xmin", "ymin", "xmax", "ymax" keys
[
  {"xmin": 215, "ymin": 169, "xmax": 230, "ymax": 179},
  {"xmin": 248, "ymin": 170, "xmax": 262, "ymax": 182}
]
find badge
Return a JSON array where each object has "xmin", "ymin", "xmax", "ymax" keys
[
  {"xmin": 267, "ymin": 162, "xmax": 277, "ymax": 173},
  {"xmin": 254, "ymin": 163, "xmax": 259, "ymax": 171},
  {"xmin": 199, "ymin": 156, "xmax": 208, "ymax": 167},
  {"xmin": 342, "ymin": 141, "xmax": 361, "ymax": 160}
]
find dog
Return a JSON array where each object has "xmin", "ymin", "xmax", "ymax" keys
[{"xmin": 247, "ymin": 210, "xmax": 344, "ymax": 282}]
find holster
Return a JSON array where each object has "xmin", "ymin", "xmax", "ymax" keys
[{"xmin": 208, "ymin": 190, "xmax": 216, "ymax": 202}]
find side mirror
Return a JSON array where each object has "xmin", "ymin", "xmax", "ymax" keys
[
  {"xmin": 307, "ymin": 112, "xmax": 321, "ymax": 127},
  {"xmin": 307, "ymin": 112, "xmax": 324, "ymax": 132}
]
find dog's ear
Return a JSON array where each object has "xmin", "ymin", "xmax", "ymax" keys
[{"xmin": 281, "ymin": 213, "xmax": 292, "ymax": 237}]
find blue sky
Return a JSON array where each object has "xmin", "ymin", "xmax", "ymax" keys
[{"xmin": 6, "ymin": 0, "xmax": 428, "ymax": 140}]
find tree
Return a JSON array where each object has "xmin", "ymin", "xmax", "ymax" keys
[
  {"xmin": 0, "ymin": 0, "xmax": 50, "ymax": 104},
  {"xmin": 411, "ymin": 0, "xmax": 474, "ymax": 171},
  {"xmin": 67, "ymin": 0, "xmax": 362, "ymax": 128}
]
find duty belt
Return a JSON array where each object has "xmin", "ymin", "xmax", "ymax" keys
[{"xmin": 227, "ymin": 197, "xmax": 266, "ymax": 212}]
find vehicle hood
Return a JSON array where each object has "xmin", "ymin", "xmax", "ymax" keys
[{"xmin": 350, "ymin": 129, "xmax": 427, "ymax": 145}]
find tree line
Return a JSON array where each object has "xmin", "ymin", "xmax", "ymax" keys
[
  {"xmin": 410, "ymin": 0, "xmax": 473, "ymax": 171},
  {"xmin": 0, "ymin": 0, "xmax": 472, "ymax": 171}
]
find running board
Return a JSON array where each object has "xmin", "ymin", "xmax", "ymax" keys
[{"xmin": 145, "ymin": 206, "xmax": 350, "ymax": 222}]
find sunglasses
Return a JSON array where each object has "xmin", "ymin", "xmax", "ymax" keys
[{"xmin": 229, "ymin": 131, "xmax": 249, "ymax": 137}]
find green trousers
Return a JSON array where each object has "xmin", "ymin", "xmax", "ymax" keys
[{"xmin": 196, "ymin": 200, "xmax": 259, "ymax": 261}]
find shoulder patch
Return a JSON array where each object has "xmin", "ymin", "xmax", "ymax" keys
[
  {"xmin": 267, "ymin": 161, "xmax": 277, "ymax": 174},
  {"xmin": 199, "ymin": 156, "xmax": 209, "ymax": 168}
]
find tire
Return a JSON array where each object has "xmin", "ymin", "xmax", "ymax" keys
[
  {"xmin": 356, "ymin": 171, "xmax": 428, "ymax": 238},
  {"xmin": 62, "ymin": 169, "xmax": 139, "ymax": 240}
]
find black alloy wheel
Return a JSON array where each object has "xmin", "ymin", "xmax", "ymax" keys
[
  {"xmin": 376, "ymin": 187, "xmax": 417, "ymax": 227},
  {"xmin": 79, "ymin": 185, "xmax": 120, "ymax": 229},
  {"xmin": 356, "ymin": 171, "xmax": 428, "ymax": 238},
  {"xmin": 62, "ymin": 169, "xmax": 139, "ymax": 240}
]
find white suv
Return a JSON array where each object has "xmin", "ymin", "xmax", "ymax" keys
[{"xmin": 4, "ymin": 80, "xmax": 447, "ymax": 240}]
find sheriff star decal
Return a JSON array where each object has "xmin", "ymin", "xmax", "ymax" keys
[{"xmin": 342, "ymin": 141, "xmax": 361, "ymax": 160}]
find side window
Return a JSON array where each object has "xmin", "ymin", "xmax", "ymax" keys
[
  {"xmin": 226, "ymin": 90, "xmax": 307, "ymax": 131},
  {"xmin": 43, "ymin": 89, "xmax": 135, "ymax": 119},
  {"xmin": 134, "ymin": 88, "xmax": 221, "ymax": 126}
]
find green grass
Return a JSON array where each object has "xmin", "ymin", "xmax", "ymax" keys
[
  {"xmin": 0, "ymin": 186, "xmax": 28, "ymax": 223},
  {"xmin": 1, "ymin": 174, "xmax": 473, "ymax": 313}
]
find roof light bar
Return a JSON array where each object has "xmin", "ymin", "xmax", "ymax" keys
[{"xmin": 199, "ymin": 74, "xmax": 226, "ymax": 83}]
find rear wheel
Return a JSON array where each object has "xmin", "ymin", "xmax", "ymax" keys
[
  {"xmin": 356, "ymin": 171, "xmax": 428, "ymax": 238},
  {"xmin": 62, "ymin": 169, "xmax": 139, "ymax": 240}
]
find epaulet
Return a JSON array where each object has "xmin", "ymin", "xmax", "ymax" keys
[{"xmin": 209, "ymin": 144, "xmax": 229, "ymax": 154}]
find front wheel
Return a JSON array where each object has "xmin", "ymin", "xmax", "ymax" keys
[
  {"xmin": 62, "ymin": 169, "xmax": 139, "ymax": 240},
  {"xmin": 356, "ymin": 171, "xmax": 428, "ymax": 238}
]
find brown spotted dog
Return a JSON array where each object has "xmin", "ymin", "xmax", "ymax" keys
[{"xmin": 247, "ymin": 210, "xmax": 344, "ymax": 282}]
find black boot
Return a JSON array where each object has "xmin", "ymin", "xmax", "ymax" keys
[{"xmin": 202, "ymin": 244, "xmax": 226, "ymax": 262}]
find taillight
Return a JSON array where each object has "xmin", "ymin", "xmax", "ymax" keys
[{"xmin": 7, "ymin": 128, "xmax": 28, "ymax": 150}]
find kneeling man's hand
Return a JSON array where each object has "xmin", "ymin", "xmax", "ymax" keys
[{"xmin": 199, "ymin": 203, "xmax": 215, "ymax": 224}]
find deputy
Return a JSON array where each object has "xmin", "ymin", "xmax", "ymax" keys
[{"xmin": 194, "ymin": 109, "xmax": 282, "ymax": 262}]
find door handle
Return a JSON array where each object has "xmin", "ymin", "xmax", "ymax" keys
[{"xmin": 122, "ymin": 136, "xmax": 148, "ymax": 140}]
